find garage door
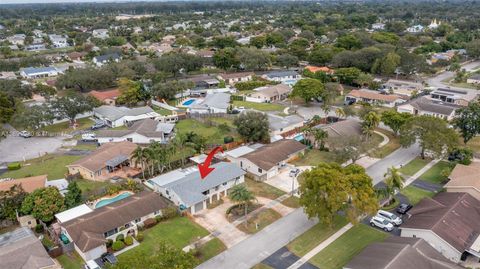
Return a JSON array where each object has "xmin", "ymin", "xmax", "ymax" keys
[{"xmin": 194, "ymin": 202, "xmax": 204, "ymax": 213}]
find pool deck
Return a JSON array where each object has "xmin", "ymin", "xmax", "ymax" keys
[{"xmin": 93, "ymin": 191, "xmax": 134, "ymax": 209}]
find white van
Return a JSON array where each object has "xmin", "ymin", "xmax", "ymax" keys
[
  {"xmin": 81, "ymin": 133, "xmax": 97, "ymax": 142},
  {"xmin": 84, "ymin": 260, "xmax": 101, "ymax": 269},
  {"xmin": 376, "ymin": 210, "xmax": 402, "ymax": 226}
]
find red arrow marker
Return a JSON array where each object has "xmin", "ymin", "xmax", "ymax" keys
[{"xmin": 198, "ymin": 146, "xmax": 224, "ymax": 179}]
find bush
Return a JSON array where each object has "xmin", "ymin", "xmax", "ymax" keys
[
  {"xmin": 155, "ymin": 215, "xmax": 162, "ymax": 223},
  {"xmin": 136, "ymin": 232, "xmax": 144, "ymax": 242},
  {"xmin": 224, "ymin": 136, "xmax": 234, "ymax": 144},
  {"xmin": 448, "ymin": 148, "xmax": 473, "ymax": 165},
  {"xmin": 112, "ymin": 241, "xmax": 125, "ymax": 251},
  {"xmin": 116, "ymin": 234, "xmax": 124, "ymax": 242},
  {"xmin": 106, "ymin": 239, "xmax": 113, "ymax": 248},
  {"xmin": 143, "ymin": 218, "xmax": 157, "ymax": 229},
  {"xmin": 34, "ymin": 224, "xmax": 44, "ymax": 233},
  {"xmin": 161, "ymin": 207, "xmax": 178, "ymax": 220},
  {"xmin": 124, "ymin": 235, "xmax": 134, "ymax": 246},
  {"xmin": 7, "ymin": 162, "xmax": 21, "ymax": 170}
]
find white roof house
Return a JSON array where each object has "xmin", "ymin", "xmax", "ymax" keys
[
  {"xmin": 49, "ymin": 34, "xmax": 69, "ymax": 48},
  {"xmin": 93, "ymin": 105, "xmax": 160, "ymax": 127},
  {"xmin": 20, "ymin": 66, "xmax": 60, "ymax": 79},
  {"xmin": 92, "ymin": 29, "xmax": 109, "ymax": 39},
  {"xmin": 55, "ymin": 204, "xmax": 94, "ymax": 223},
  {"xmin": 189, "ymin": 92, "xmax": 231, "ymax": 114}
]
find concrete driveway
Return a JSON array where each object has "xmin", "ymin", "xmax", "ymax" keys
[
  {"xmin": 193, "ymin": 198, "xmax": 248, "ymax": 248},
  {"xmin": 0, "ymin": 135, "xmax": 68, "ymax": 164},
  {"xmin": 264, "ymin": 166, "xmax": 311, "ymax": 195}
]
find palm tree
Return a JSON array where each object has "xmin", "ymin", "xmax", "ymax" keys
[
  {"xmin": 312, "ymin": 128, "xmax": 329, "ymax": 150},
  {"xmin": 384, "ymin": 167, "xmax": 404, "ymax": 203},
  {"xmin": 361, "ymin": 111, "xmax": 380, "ymax": 141},
  {"xmin": 335, "ymin": 107, "xmax": 346, "ymax": 119},
  {"xmin": 172, "ymin": 133, "xmax": 189, "ymax": 166},
  {"xmin": 311, "ymin": 115, "xmax": 321, "ymax": 125},
  {"xmin": 228, "ymin": 185, "xmax": 256, "ymax": 223},
  {"xmin": 131, "ymin": 146, "xmax": 147, "ymax": 179}
]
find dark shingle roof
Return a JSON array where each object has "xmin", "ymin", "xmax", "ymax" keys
[{"xmin": 242, "ymin": 139, "xmax": 307, "ymax": 170}]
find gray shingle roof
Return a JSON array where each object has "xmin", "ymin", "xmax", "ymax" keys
[
  {"xmin": 264, "ymin": 70, "xmax": 299, "ymax": 78},
  {"xmin": 406, "ymin": 96, "xmax": 460, "ymax": 116},
  {"xmin": 191, "ymin": 92, "xmax": 231, "ymax": 110},
  {"xmin": 268, "ymin": 113, "xmax": 304, "ymax": 131},
  {"xmin": 94, "ymin": 53, "xmax": 121, "ymax": 63}
]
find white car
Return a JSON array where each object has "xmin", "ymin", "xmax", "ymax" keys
[
  {"xmin": 376, "ymin": 210, "xmax": 402, "ymax": 226},
  {"xmin": 81, "ymin": 133, "xmax": 97, "ymax": 142},
  {"xmin": 370, "ymin": 216, "xmax": 394, "ymax": 232},
  {"xmin": 84, "ymin": 260, "xmax": 101, "ymax": 269},
  {"xmin": 19, "ymin": 130, "xmax": 32, "ymax": 138}
]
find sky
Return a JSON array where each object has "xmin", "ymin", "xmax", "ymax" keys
[{"xmin": 0, "ymin": 0, "xmax": 184, "ymax": 4}]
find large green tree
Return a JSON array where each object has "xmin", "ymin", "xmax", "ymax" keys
[
  {"xmin": 12, "ymin": 104, "xmax": 55, "ymax": 131},
  {"xmin": 64, "ymin": 182, "xmax": 82, "ymax": 209},
  {"xmin": 291, "ymin": 78, "xmax": 325, "ymax": 104},
  {"xmin": 361, "ymin": 111, "xmax": 381, "ymax": 140},
  {"xmin": 400, "ymin": 116, "xmax": 459, "ymax": 159},
  {"xmin": 21, "ymin": 187, "xmax": 66, "ymax": 222},
  {"xmin": 51, "ymin": 92, "xmax": 97, "ymax": 126},
  {"xmin": 0, "ymin": 185, "xmax": 27, "ymax": 222},
  {"xmin": 55, "ymin": 67, "xmax": 115, "ymax": 92},
  {"xmin": 455, "ymin": 103, "xmax": 480, "ymax": 144},
  {"xmin": 299, "ymin": 163, "xmax": 378, "ymax": 226},
  {"xmin": 0, "ymin": 92, "xmax": 15, "ymax": 123},
  {"xmin": 233, "ymin": 111, "xmax": 270, "ymax": 142},
  {"xmin": 381, "ymin": 110, "xmax": 412, "ymax": 136}
]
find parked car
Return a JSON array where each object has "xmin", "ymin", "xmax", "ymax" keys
[
  {"xmin": 91, "ymin": 121, "xmax": 106, "ymax": 130},
  {"xmin": 19, "ymin": 130, "xmax": 32, "ymax": 138},
  {"xmin": 289, "ymin": 168, "xmax": 300, "ymax": 177},
  {"xmin": 84, "ymin": 260, "xmax": 101, "ymax": 269},
  {"xmin": 101, "ymin": 252, "xmax": 118, "ymax": 265},
  {"xmin": 370, "ymin": 216, "xmax": 394, "ymax": 232},
  {"xmin": 81, "ymin": 133, "xmax": 97, "ymax": 142},
  {"xmin": 376, "ymin": 210, "xmax": 402, "ymax": 226},
  {"xmin": 344, "ymin": 99, "xmax": 355, "ymax": 106},
  {"xmin": 396, "ymin": 203, "xmax": 413, "ymax": 215}
]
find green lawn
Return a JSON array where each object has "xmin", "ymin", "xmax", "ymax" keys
[
  {"xmin": 118, "ymin": 217, "xmax": 209, "ymax": 262},
  {"xmin": 419, "ymin": 161, "xmax": 453, "ymax": 184},
  {"xmin": 2, "ymin": 154, "xmax": 83, "ymax": 180},
  {"xmin": 57, "ymin": 252, "xmax": 84, "ymax": 269},
  {"xmin": 369, "ymin": 130, "xmax": 401, "ymax": 159},
  {"xmin": 288, "ymin": 215, "xmax": 348, "ymax": 257},
  {"xmin": 291, "ymin": 149, "xmax": 338, "ymax": 166},
  {"xmin": 252, "ymin": 264, "xmax": 274, "ymax": 269},
  {"xmin": 75, "ymin": 179, "xmax": 114, "ymax": 194},
  {"xmin": 464, "ymin": 136, "xmax": 480, "ymax": 154},
  {"xmin": 175, "ymin": 118, "xmax": 240, "ymax": 145},
  {"xmin": 195, "ymin": 238, "xmax": 226, "ymax": 263},
  {"xmin": 308, "ymin": 224, "xmax": 389, "ymax": 269},
  {"xmin": 281, "ymin": 196, "xmax": 301, "ymax": 208},
  {"xmin": 152, "ymin": 106, "xmax": 173, "ymax": 116},
  {"xmin": 237, "ymin": 208, "xmax": 282, "ymax": 234},
  {"xmin": 232, "ymin": 100, "xmax": 285, "ymax": 112},
  {"xmin": 399, "ymin": 157, "xmax": 431, "ymax": 176},
  {"xmin": 245, "ymin": 178, "xmax": 286, "ymax": 200},
  {"xmin": 401, "ymin": 185, "xmax": 435, "ymax": 205},
  {"xmin": 41, "ymin": 118, "xmax": 94, "ymax": 134}
]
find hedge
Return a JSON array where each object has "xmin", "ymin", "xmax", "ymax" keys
[
  {"xmin": 7, "ymin": 162, "xmax": 21, "ymax": 170},
  {"xmin": 136, "ymin": 232, "xmax": 144, "ymax": 242},
  {"xmin": 116, "ymin": 234, "xmax": 124, "ymax": 242},
  {"xmin": 124, "ymin": 235, "xmax": 134, "ymax": 246},
  {"xmin": 112, "ymin": 241, "xmax": 125, "ymax": 251},
  {"xmin": 144, "ymin": 218, "xmax": 157, "ymax": 229}
]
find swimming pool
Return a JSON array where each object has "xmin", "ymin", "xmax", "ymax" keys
[
  {"xmin": 182, "ymin": 99, "xmax": 196, "ymax": 106},
  {"xmin": 294, "ymin": 134, "xmax": 305, "ymax": 141},
  {"xmin": 94, "ymin": 192, "xmax": 132, "ymax": 208}
]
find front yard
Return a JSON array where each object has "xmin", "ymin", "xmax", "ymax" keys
[
  {"xmin": 1, "ymin": 154, "xmax": 83, "ymax": 180},
  {"xmin": 245, "ymin": 178, "xmax": 286, "ymax": 200},
  {"xmin": 399, "ymin": 157, "xmax": 431, "ymax": 176},
  {"xmin": 368, "ymin": 130, "xmax": 401, "ymax": 159},
  {"xmin": 287, "ymin": 215, "xmax": 348, "ymax": 257},
  {"xmin": 41, "ymin": 117, "xmax": 94, "ymax": 134},
  {"xmin": 291, "ymin": 149, "xmax": 338, "ymax": 166},
  {"xmin": 401, "ymin": 185, "xmax": 435, "ymax": 205},
  {"xmin": 418, "ymin": 161, "xmax": 453, "ymax": 184},
  {"xmin": 308, "ymin": 224, "xmax": 389, "ymax": 269},
  {"xmin": 237, "ymin": 208, "xmax": 282, "ymax": 234}
]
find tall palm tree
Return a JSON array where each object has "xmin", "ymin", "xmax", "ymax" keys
[
  {"xmin": 229, "ymin": 185, "xmax": 256, "ymax": 223},
  {"xmin": 312, "ymin": 128, "xmax": 329, "ymax": 150},
  {"xmin": 172, "ymin": 133, "xmax": 189, "ymax": 166},
  {"xmin": 384, "ymin": 167, "xmax": 404, "ymax": 203},
  {"xmin": 335, "ymin": 107, "xmax": 346, "ymax": 119},
  {"xmin": 361, "ymin": 111, "xmax": 380, "ymax": 141},
  {"xmin": 131, "ymin": 146, "xmax": 147, "ymax": 179}
]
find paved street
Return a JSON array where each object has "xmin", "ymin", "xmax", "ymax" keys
[
  {"xmin": 195, "ymin": 208, "xmax": 317, "ymax": 269},
  {"xmin": 426, "ymin": 60, "xmax": 480, "ymax": 90}
]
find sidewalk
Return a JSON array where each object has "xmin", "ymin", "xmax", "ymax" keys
[
  {"xmin": 286, "ymin": 223, "xmax": 354, "ymax": 269},
  {"xmin": 402, "ymin": 159, "xmax": 440, "ymax": 187}
]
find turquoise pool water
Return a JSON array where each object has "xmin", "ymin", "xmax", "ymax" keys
[
  {"xmin": 95, "ymin": 192, "xmax": 132, "ymax": 208},
  {"xmin": 182, "ymin": 99, "xmax": 196, "ymax": 106},
  {"xmin": 294, "ymin": 134, "xmax": 304, "ymax": 141}
]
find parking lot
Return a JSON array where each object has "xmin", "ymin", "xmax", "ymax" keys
[{"xmin": 0, "ymin": 135, "xmax": 69, "ymax": 164}]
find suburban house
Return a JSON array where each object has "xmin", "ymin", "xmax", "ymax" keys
[
  {"xmin": 344, "ymin": 237, "xmax": 462, "ymax": 269},
  {"xmin": 96, "ymin": 118, "xmax": 174, "ymax": 144},
  {"xmin": 0, "ymin": 71, "xmax": 17, "ymax": 80},
  {"xmin": 224, "ymin": 143, "xmax": 265, "ymax": 163},
  {"xmin": 0, "ymin": 175, "xmax": 47, "ymax": 193},
  {"xmin": 397, "ymin": 96, "xmax": 460, "ymax": 121},
  {"xmin": 186, "ymin": 75, "xmax": 220, "ymax": 90},
  {"xmin": 444, "ymin": 162, "xmax": 480, "ymax": 200},
  {"xmin": 0, "ymin": 227, "xmax": 61, "ymax": 269},
  {"xmin": 48, "ymin": 34, "xmax": 69, "ymax": 48},
  {"xmin": 467, "ymin": 74, "xmax": 480, "ymax": 84},
  {"xmin": 147, "ymin": 162, "xmax": 246, "ymax": 214},
  {"xmin": 93, "ymin": 53, "xmax": 121, "ymax": 67},
  {"xmin": 88, "ymin": 89, "xmax": 121, "ymax": 105},
  {"xmin": 189, "ymin": 92, "xmax": 231, "ymax": 114},
  {"xmin": 67, "ymin": 141, "xmax": 140, "ymax": 181},
  {"xmin": 60, "ymin": 191, "xmax": 170, "ymax": 261},
  {"xmin": 400, "ymin": 192, "xmax": 480, "ymax": 263},
  {"xmin": 261, "ymin": 70, "xmax": 301, "ymax": 85},
  {"xmin": 430, "ymin": 88, "xmax": 478, "ymax": 107},
  {"xmin": 304, "ymin": 65, "xmax": 334, "ymax": 74},
  {"xmin": 268, "ymin": 113, "xmax": 304, "ymax": 137},
  {"xmin": 92, "ymin": 29, "xmax": 109, "ymax": 39},
  {"xmin": 346, "ymin": 89, "xmax": 405, "ymax": 107},
  {"xmin": 20, "ymin": 66, "xmax": 59, "ymax": 79},
  {"xmin": 247, "ymin": 84, "xmax": 291, "ymax": 103},
  {"xmin": 217, "ymin": 72, "xmax": 254, "ymax": 85},
  {"xmin": 314, "ymin": 119, "xmax": 362, "ymax": 148},
  {"xmin": 406, "ymin": 25, "xmax": 424, "ymax": 33},
  {"xmin": 7, "ymin": 34, "xmax": 26, "ymax": 45},
  {"xmin": 93, "ymin": 105, "xmax": 160, "ymax": 127},
  {"xmin": 25, "ymin": 42, "xmax": 46, "ymax": 51},
  {"xmin": 382, "ymin": 79, "xmax": 424, "ymax": 97},
  {"xmin": 371, "ymin": 22, "xmax": 386, "ymax": 30},
  {"xmin": 235, "ymin": 139, "xmax": 307, "ymax": 180}
]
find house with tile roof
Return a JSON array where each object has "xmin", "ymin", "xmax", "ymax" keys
[
  {"xmin": 147, "ymin": 162, "xmax": 245, "ymax": 214},
  {"xmin": 445, "ymin": 162, "xmax": 480, "ymax": 201},
  {"xmin": 217, "ymin": 72, "xmax": 254, "ymax": 85},
  {"xmin": 0, "ymin": 175, "xmax": 47, "ymax": 193},
  {"xmin": 88, "ymin": 89, "xmax": 121, "ymax": 105},
  {"xmin": 96, "ymin": 118, "xmax": 174, "ymax": 144},
  {"xmin": 400, "ymin": 192, "xmax": 480, "ymax": 263},
  {"xmin": 235, "ymin": 139, "xmax": 307, "ymax": 180},
  {"xmin": 247, "ymin": 84, "xmax": 291, "ymax": 103},
  {"xmin": 67, "ymin": 141, "xmax": 140, "ymax": 181},
  {"xmin": 60, "ymin": 191, "xmax": 170, "ymax": 262},
  {"xmin": 346, "ymin": 89, "xmax": 405, "ymax": 108}
]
